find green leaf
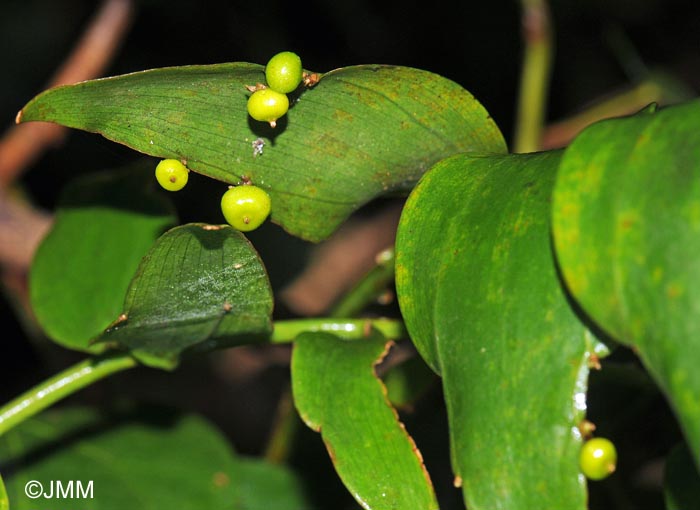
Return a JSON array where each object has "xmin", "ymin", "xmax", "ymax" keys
[
  {"xmin": 291, "ymin": 331, "xmax": 438, "ymax": 510},
  {"xmin": 551, "ymin": 100, "xmax": 700, "ymax": 464},
  {"xmin": 664, "ymin": 443, "xmax": 700, "ymax": 510},
  {"xmin": 396, "ymin": 152, "xmax": 606, "ymax": 509},
  {"xmin": 29, "ymin": 166, "xmax": 176, "ymax": 352},
  {"xmin": 0, "ymin": 407, "xmax": 239, "ymax": 510},
  {"xmin": 19, "ymin": 64, "xmax": 506, "ymax": 242},
  {"xmin": 235, "ymin": 457, "xmax": 314, "ymax": 510},
  {"xmin": 95, "ymin": 223, "xmax": 273, "ymax": 369},
  {"xmin": 0, "ymin": 472, "xmax": 7, "ymax": 510}
]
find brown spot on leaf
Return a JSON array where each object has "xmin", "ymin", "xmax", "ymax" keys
[{"xmin": 212, "ymin": 472, "xmax": 230, "ymax": 487}]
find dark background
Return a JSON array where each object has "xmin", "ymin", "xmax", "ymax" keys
[{"xmin": 1, "ymin": 0, "xmax": 698, "ymax": 508}]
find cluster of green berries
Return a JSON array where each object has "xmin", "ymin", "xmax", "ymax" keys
[
  {"xmin": 153, "ymin": 52, "xmax": 307, "ymax": 230},
  {"xmin": 247, "ymin": 51, "xmax": 304, "ymax": 128},
  {"xmin": 579, "ymin": 437, "xmax": 617, "ymax": 481},
  {"xmin": 155, "ymin": 159, "xmax": 271, "ymax": 232}
]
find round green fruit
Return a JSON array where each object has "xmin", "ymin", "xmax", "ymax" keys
[
  {"xmin": 247, "ymin": 89, "xmax": 289, "ymax": 128},
  {"xmin": 265, "ymin": 51, "xmax": 303, "ymax": 93},
  {"xmin": 155, "ymin": 159, "xmax": 189, "ymax": 191},
  {"xmin": 580, "ymin": 437, "xmax": 617, "ymax": 481},
  {"xmin": 221, "ymin": 185, "xmax": 271, "ymax": 232}
]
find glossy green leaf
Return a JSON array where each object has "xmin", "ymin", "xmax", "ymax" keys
[
  {"xmin": 396, "ymin": 152, "xmax": 607, "ymax": 509},
  {"xmin": 664, "ymin": 443, "xmax": 700, "ymax": 510},
  {"xmin": 18, "ymin": 64, "xmax": 506, "ymax": 242},
  {"xmin": 551, "ymin": 100, "xmax": 700, "ymax": 463},
  {"xmin": 29, "ymin": 166, "xmax": 176, "ymax": 352},
  {"xmin": 95, "ymin": 223, "xmax": 273, "ymax": 369},
  {"xmin": 0, "ymin": 407, "xmax": 240, "ymax": 510},
  {"xmin": 291, "ymin": 331, "xmax": 438, "ymax": 510}
]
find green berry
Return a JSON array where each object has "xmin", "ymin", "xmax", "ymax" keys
[
  {"xmin": 265, "ymin": 51, "xmax": 303, "ymax": 93},
  {"xmin": 247, "ymin": 88, "xmax": 289, "ymax": 128},
  {"xmin": 155, "ymin": 159, "xmax": 189, "ymax": 191},
  {"xmin": 580, "ymin": 437, "xmax": 617, "ymax": 481},
  {"xmin": 221, "ymin": 185, "xmax": 271, "ymax": 232}
]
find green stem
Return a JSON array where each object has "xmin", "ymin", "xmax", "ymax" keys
[
  {"xmin": 263, "ymin": 386, "xmax": 299, "ymax": 464},
  {"xmin": 0, "ymin": 352, "xmax": 137, "ymax": 437},
  {"xmin": 0, "ymin": 318, "xmax": 405, "ymax": 439},
  {"xmin": 271, "ymin": 318, "xmax": 406, "ymax": 343},
  {"xmin": 513, "ymin": 0, "xmax": 553, "ymax": 153},
  {"xmin": 330, "ymin": 248, "xmax": 395, "ymax": 318}
]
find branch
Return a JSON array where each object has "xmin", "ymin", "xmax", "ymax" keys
[{"xmin": 513, "ymin": 0, "xmax": 554, "ymax": 153}]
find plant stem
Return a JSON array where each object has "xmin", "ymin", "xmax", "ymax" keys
[
  {"xmin": 0, "ymin": 318, "xmax": 405, "ymax": 438},
  {"xmin": 513, "ymin": 0, "xmax": 553, "ymax": 153},
  {"xmin": 0, "ymin": 352, "xmax": 137, "ymax": 437},
  {"xmin": 271, "ymin": 318, "xmax": 406, "ymax": 343},
  {"xmin": 263, "ymin": 386, "xmax": 299, "ymax": 464},
  {"xmin": 330, "ymin": 248, "xmax": 395, "ymax": 318}
]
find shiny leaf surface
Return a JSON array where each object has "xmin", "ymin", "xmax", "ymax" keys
[
  {"xmin": 396, "ymin": 152, "xmax": 605, "ymax": 509},
  {"xmin": 95, "ymin": 223, "xmax": 273, "ymax": 369},
  {"xmin": 19, "ymin": 64, "xmax": 506, "ymax": 241}
]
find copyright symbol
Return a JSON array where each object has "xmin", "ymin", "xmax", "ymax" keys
[{"xmin": 24, "ymin": 480, "xmax": 43, "ymax": 499}]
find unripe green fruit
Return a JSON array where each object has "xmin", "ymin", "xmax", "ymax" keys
[
  {"xmin": 247, "ymin": 89, "xmax": 289, "ymax": 128},
  {"xmin": 155, "ymin": 159, "xmax": 189, "ymax": 191},
  {"xmin": 221, "ymin": 185, "xmax": 271, "ymax": 232},
  {"xmin": 580, "ymin": 437, "xmax": 617, "ymax": 481},
  {"xmin": 265, "ymin": 51, "xmax": 303, "ymax": 93}
]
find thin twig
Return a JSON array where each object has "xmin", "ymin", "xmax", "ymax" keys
[{"xmin": 513, "ymin": 0, "xmax": 553, "ymax": 153}]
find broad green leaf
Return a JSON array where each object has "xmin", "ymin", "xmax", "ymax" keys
[
  {"xmin": 291, "ymin": 331, "xmax": 438, "ymax": 510},
  {"xmin": 19, "ymin": 64, "xmax": 506, "ymax": 242},
  {"xmin": 664, "ymin": 443, "xmax": 700, "ymax": 510},
  {"xmin": 0, "ymin": 407, "xmax": 239, "ymax": 510},
  {"xmin": 551, "ymin": 100, "xmax": 700, "ymax": 464},
  {"xmin": 396, "ymin": 152, "xmax": 607, "ymax": 509},
  {"xmin": 29, "ymin": 166, "xmax": 176, "ymax": 352},
  {"xmin": 95, "ymin": 223, "xmax": 273, "ymax": 369}
]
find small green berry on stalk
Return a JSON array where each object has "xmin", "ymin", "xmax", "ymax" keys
[
  {"xmin": 221, "ymin": 185, "xmax": 271, "ymax": 232},
  {"xmin": 247, "ymin": 88, "xmax": 289, "ymax": 128},
  {"xmin": 155, "ymin": 159, "xmax": 189, "ymax": 191},
  {"xmin": 579, "ymin": 437, "xmax": 617, "ymax": 481},
  {"xmin": 265, "ymin": 51, "xmax": 303, "ymax": 93}
]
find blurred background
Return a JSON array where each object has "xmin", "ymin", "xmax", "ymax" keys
[{"xmin": 1, "ymin": 0, "xmax": 698, "ymax": 508}]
